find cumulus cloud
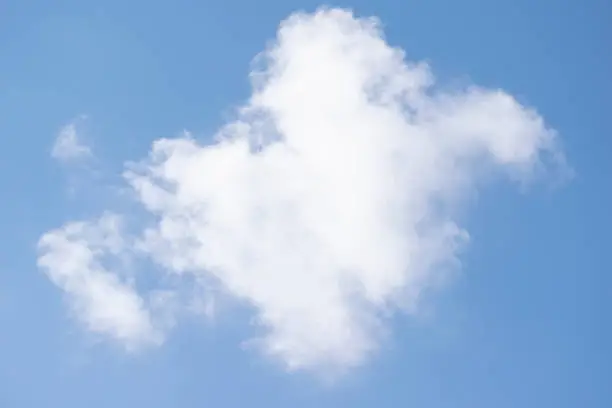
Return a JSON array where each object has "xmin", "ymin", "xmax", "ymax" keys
[
  {"xmin": 37, "ymin": 8, "xmax": 566, "ymax": 374},
  {"xmin": 37, "ymin": 214, "xmax": 162, "ymax": 350},
  {"xmin": 51, "ymin": 117, "xmax": 91, "ymax": 161}
]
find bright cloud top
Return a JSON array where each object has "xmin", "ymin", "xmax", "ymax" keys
[
  {"xmin": 51, "ymin": 117, "xmax": 92, "ymax": 161},
  {"xmin": 37, "ymin": 8, "xmax": 565, "ymax": 373}
]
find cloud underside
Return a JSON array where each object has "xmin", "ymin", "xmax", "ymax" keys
[{"xmin": 37, "ymin": 8, "xmax": 565, "ymax": 374}]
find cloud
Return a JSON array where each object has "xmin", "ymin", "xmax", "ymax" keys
[
  {"xmin": 37, "ymin": 214, "xmax": 162, "ymax": 350},
  {"xmin": 37, "ymin": 8, "xmax": 566, "ymax": 374},
  {"xmin": 51, "ymin": 117, "xmax": 92, "ymax": 161}
]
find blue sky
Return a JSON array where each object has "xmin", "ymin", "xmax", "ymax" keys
[{"xmin": 1, "ymin": 1, "xmax": 611, "ymax": 407}]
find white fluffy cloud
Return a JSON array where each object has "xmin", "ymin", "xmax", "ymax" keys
[
  {"xmin": 51, "ymin": 117, "xmax": 91, "ymax": 161},
  {"xmin": 37, "ymin": 214, "xmax": 162, "ymax": 350},
  {"xmin": 38, "ymin": 8, "xmax": 565, "ymax": 373}
]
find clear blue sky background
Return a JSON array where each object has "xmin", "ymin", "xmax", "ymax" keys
[{"xmin": 1, "ymin": 0, "xmax": 611, "ymax": 407}]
